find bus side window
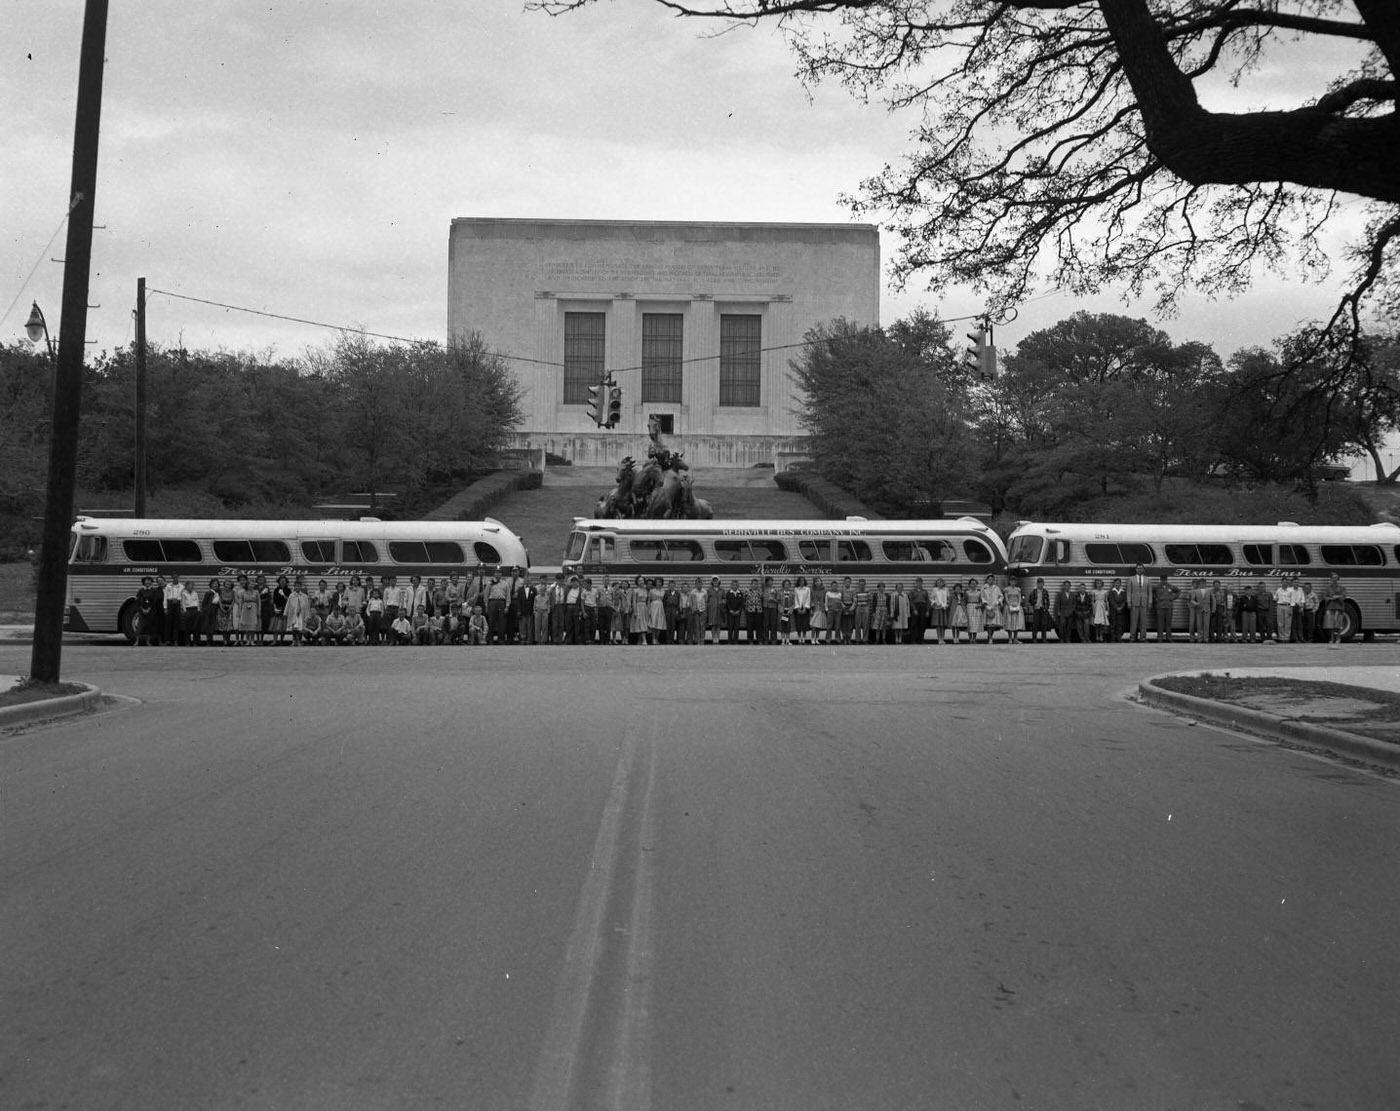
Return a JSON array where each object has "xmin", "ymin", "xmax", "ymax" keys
[
  {"xmin": 75, "ymin": 536, "xmax": 107, "ymax": 563},
  {"xmin": 589, "ymin": 537, "xmax": 615, "ymax": 563},
  {"xmin": 1051, "ymin": 539, "xmax": 1072, "ymax": 564}
]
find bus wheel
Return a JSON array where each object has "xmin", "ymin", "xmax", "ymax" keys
[
  {"xmin": 1339, "ymin": 601, "xmax": 1362, "ymax": 643},
  {"xmin": 118, "ymin": 601, "xmax": 140, "ymax": 643}
]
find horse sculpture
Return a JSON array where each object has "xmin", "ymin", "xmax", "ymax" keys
[{"xmin": 595, "ymin": 419, "xmax": 705, "ymax": 518}]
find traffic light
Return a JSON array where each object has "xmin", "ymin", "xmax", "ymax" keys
[
  {"xmin": 964, "ymin": 319, "xmax": 997, "ymax": 380},
  {"xmin": 605, "ymin": 382, "xmax": 623, "ymax": 428},
  {"xmin": 585, "ymin": 377, "xmax": 605, "ymax": 426}
]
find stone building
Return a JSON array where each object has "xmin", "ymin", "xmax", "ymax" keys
[{"xmin": 447, "ymin": 218, "xmax": 880, "ymax": 467}]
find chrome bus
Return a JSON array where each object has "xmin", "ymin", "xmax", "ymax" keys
[
  {"xmin": 1005, "ymin": 520, "xmax": 1400, "ymax": 639},
  {"xmin": 65, "ymin": 516, "xmax": 529, "ymax": 641},
  {"xmin": 561, "ymin": 517, "xmax": 1008, "ymax": 581}
]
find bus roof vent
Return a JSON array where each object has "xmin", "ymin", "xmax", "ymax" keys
[
  {"xmin": 1276, "ymin": 521, "xmax": 1300, "ymax": 527},
  {"xmin": 358, "ymin": 516, "xmax": 382, "ymax": 522},
  {"xmin": 845, "ymin": 515, "xmax": 868, "ymax": 522},
  {"xmin": 1369, "ymin": 521, "xmax": 1400, "ymax": 529}
]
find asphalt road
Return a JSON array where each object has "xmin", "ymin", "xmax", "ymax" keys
[{"xmin": 2, "ymin": 641, "xmax": 1397, "ymax": 1110}]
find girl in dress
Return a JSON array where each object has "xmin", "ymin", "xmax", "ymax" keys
[
  {"xmin": 216, "ymin": 577, "xmax": 236, "ymax": 646},
  {"xmin": 808, "ymin": 577, "xmax": 827, "ymax": 644},
  {"xmin": 981, "ymin": 574, "xmax": 1004, "ymax": 644},
  {"xmin": 1002, "ymin": 580, "xmax": 1025, "ymax": 644},
  {"xmin": 871, "ymin": 583, "xmax": 891, "ymax": 644},
  {"xmin": 948, "ymin": 581, "xmax": 968, "ymax": 643},
  {"xmin": 778, "ymin": 579, "xmax": 795, "ymax": 644},
  {"xmin": 1091, "ymin": 578, "xmax": 1111, "ymax": 643},
  {"xmin": 646, "ymin": 578, "xmax": 667, "ymax": 645},
  {"xmin": 891, "ymin": 583, "xmax": 910, "ymax": 644},
  {"xmin": 628, "ymin": 575, "xmax": 649, "ymax": 645},
  {"xmin": 233, "ymin": 574, "xmax": 259, "ymax": 647},
  {"xmin": 964, "ymin": 577, "xmax": 985, "ymax": 643}
]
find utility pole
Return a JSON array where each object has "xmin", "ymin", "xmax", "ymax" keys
[
  {"xmin": 134, "ymin": 276, "xmax": 147, "ymax": 517},
  {"xmin": 30, "ymin": 0, "xmax": 109, "ymax": 685}
]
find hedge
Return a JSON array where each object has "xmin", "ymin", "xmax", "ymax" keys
[
  {"xmin": 421, "ymin": 469, "xmax": 543, "ymax": 522},
  {"xmin": 774, "ymin": 470, "xmax": 883, "ymax": 520}
]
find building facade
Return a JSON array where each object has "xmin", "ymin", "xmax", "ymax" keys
[{"xmin": 447, "ymin": 218, "xmax": 880, "ymax": 467}]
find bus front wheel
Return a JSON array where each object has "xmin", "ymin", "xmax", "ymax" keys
[
  {"xmin": 1338, "ymin": 601, "xmax": 1362, "ymax": 643},
  {"xmin": 118, "ymin": 601, "xmax": 140, "ymax": 643}
]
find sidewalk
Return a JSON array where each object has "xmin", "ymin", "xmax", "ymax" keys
[{"xmin": 1139, "ymin": 665, "xmax": 1400, "ymax": 770}]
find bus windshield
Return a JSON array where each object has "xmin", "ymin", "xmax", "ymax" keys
[{"xmin": 1008, "ymin": 535, "xmax": 1043, "ymax": 563}]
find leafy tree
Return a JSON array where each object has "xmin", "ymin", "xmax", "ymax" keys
[
  {"xmin": 0, "ymin": 343, "xmax": 52, "ymax": 521},
  {"xmin": 789, "ymin": 315, "xmax": 977, "ymax": 513},
  {"xmin": 1217, "ymin": 324, "xmax": 1400, "ymax": 485},
  {"xmin": 986, "ymin": 312, "xmax": 1221, "ymax": 510},
  {"xmin": 535, "ymin": 1, "xmax": 1399, "ymax": 339}
]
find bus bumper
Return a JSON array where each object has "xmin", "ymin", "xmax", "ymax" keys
[{"xmin": 63, "ymin": 606, "xmax": 91, "ymax": 633}]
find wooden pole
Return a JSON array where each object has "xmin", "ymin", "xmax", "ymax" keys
[
  {"xmin": 30, "ymin": 0, "xmax": 110, "ymax": 684},
  {"xmin": 134, "ymin": 276, "xmax": 147, "ymax": 517}
]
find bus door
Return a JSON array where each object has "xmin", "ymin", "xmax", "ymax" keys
[{"xmin": 588, "ymin": 536, "xmax": 616, "ymax": 568}]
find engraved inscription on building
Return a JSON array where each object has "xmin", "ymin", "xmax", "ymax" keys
[{"xmin": 541, "ymin": 259, "xmax": 785, "ymax": 285}]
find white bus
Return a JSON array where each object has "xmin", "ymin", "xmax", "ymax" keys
[
  {"xmin": 561, "ymin": 517, "xmax": 1008, "ymax": 581},
  {"xmin": 65, "ymin": 516, "xmax": 530, "ymax": 641},
  {"xmin": 1005, "ymin": 520, "xmax": 1400, "ymax": 639}
]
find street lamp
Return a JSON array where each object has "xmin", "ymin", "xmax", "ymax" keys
[{"xmin": 25, "ymin": 301, "xmax": 56, "ymax": 360}]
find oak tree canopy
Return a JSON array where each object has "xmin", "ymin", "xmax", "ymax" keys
[{"xmin": 534, "ymin": 1, "xmax": 1399, "ymax": 334}]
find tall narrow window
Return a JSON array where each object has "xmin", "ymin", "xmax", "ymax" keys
[
  {"xmin": 564, "ymin": 312, "xmax": 605, "ymax": 404},
  {"xmin": 720, "ymin": 314, "xmax": 761, "ymax": 407},
  {"xmin": 642, "ymin": 313, "xmax": 683, "ymax": 403}
]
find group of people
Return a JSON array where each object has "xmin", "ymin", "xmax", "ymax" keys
[
  {"xmin": 1035, "ymin": 567, "xmax": 1352, "ymax": 646},
  {"xmin": 129, "ymin": 564, "xmax": 1353, "ymax": 647}
]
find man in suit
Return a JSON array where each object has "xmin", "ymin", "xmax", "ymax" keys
[
  {"xmin": 1073, "ymin": 582, "xmax": 1093, "ymax": 644},
  {"xmin": 1054, "ymin": 580, "xmax": 1075, "ymax": 642},
  {"xmin": 1152, "ymin": 576, "xmax": 1181, "ymax": 642},
  {"xmin": 1126, "ymin": 564, "xmax": 1152, "ymax": 641}
]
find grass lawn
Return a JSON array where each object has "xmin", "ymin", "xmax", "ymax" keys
[
  {"xmin": 0, "ymin": 678, "xmax": 87, "ymax": 708},
  {"xmin": 1154, "ymin": 674, "xmax": 1400, "ymax": 743},
  {"xmin": 0, "ymin": 561, "xmax": 37, "ymax": 624}
]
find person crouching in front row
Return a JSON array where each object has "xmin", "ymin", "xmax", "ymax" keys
[{"xmin": 468, "ymin": 604, "xmax": 489, "ymax": 645}]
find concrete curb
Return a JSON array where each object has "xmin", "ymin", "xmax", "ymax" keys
[
  {"xmin": 0, "ymin": 682, "xmax": 103, "ymax": 729},
  {"xmin": 1138, "ymin": 678, "xmax": 1400, "ymax": 770}
]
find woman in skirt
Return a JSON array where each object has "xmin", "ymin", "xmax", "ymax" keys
[
  {"xmin": 792, "ymin": 576, "xmax": 811, "ymax": 644},
  {"xmin": 1002, "ymin": 580, "xmax": 1025, "ymax": 644},
  {"xmin": 199, "ymin": 578, "xmax": 221, "ymax": 645},
  {"xmin": 809, "ymin": 576, "xmax": 827, "ymax": 644},
  {"xmin": 232, "ymin": 573, "xmax": 259, "ymax": 646},
  {"xmin": 948, "ymin": 580, "xmax": 967, "ymax": 643},
  {"xmin": 628, "ymin": 575, "xmax": 649, "ymax": 645},
  {"xmin": 964, "ymin": 577, "xmax": 985, "ymax": 643},
  {"xmin": 981, "ymin": 574, "xmax": 1004, "ymax": 643},
  {"xmin": 216, "ymin": 577, "xmax": 236, "ymax": 646},
  {"xmin": 929, "ymin": 578, "xmax": 950, "ymax": 643}
]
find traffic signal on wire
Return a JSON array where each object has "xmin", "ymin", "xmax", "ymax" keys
[
  {"xmin": 964, "ymin": 319, "xmax": 997, "ymax": 380},
  {"xmin": 586, "ymin": 377, "xmax": 605, "ymax": 426},
  {"xmin": 605, "ymin": 382, "xmax": 623, "ymax": 428}
]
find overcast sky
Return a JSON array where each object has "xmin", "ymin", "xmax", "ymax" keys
[{"xmin": 2, "ymin": 1, "xmax": 1370, "ymax": 366}]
